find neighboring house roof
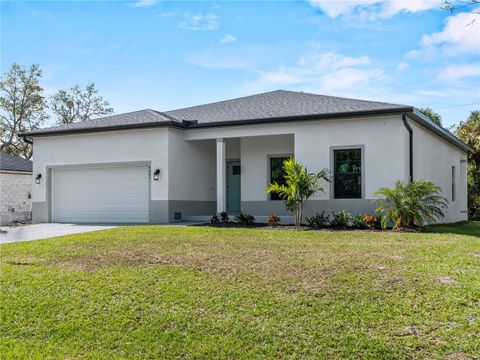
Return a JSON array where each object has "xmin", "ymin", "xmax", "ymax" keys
[
  {"xmin": 19, "ymin": 90, "xmax": 471, "ymax": 153},
  {"xmin": 0, "ymin": 151, "xmax": 33, "ymax": 172}
]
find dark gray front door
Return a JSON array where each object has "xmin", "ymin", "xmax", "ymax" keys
[{"xmin": 226, "ymin": 160, "xmax": 241, "ymax": 213}]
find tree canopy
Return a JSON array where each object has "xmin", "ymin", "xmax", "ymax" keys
[
  {"xmin": 417, "ymin": 107, "xmax": 442, "ymax": 127},
  {"xmin": 0, "ymin": 63, "xmax": 114, "ymax": 158},
  {"xmin": 455, "ymin": 110, "xmax": 480, "ymax": 219},
  {"xmin": 0, "ymin": 64, "xmax": 48, "ymax": 159},
  {"xmin": 51, "ymin": 83, "xmax": 114, "ymax": 125}
]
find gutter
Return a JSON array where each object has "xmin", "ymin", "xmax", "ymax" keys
[
  {"xmin": 409, "ymin": 109, "xmax": 472, "ymax": 153},
  {"xmin": 19, "ymin": 107, "xmax": 412, "ymax": 138},
  {"xmin": 402, "ymin": 113, "xmax": 413, "ymax": 182},
  {"xmin": 18, "ymin": 106, "xmax": 473, "ymax": 155},
  {"xmin": 19, "ymin": 120, "xmax": 184, "ymax": 138}
]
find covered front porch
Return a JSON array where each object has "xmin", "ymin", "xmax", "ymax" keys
[
  {"xmin": 178, "ymin": 133, "xmax": 295, "ymax": 222},
  {"xmin": 215, "ymin": 134, "xmax": 295, "ymax": 215}
]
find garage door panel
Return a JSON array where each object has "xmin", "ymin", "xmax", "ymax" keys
[{"xmin": 52, "ymin": 166, "xmax": 149, "ymax": 224}]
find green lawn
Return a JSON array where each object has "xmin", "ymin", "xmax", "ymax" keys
[{"xmin": 1, "ymin": 223, "xmax": 479, "ymax": 359}]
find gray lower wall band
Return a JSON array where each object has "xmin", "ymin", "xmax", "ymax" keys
[
  {"xmin": 33, "ymin": 199, "xmax": 375, "ymax": 224},
  {"xmin": 168, "ymin": 200, "xmax": 217, "ymax": 222},
  {"xmin": 32, "ymin": 202, "xmax": 49, "ymax": 223},
  {"xmin": 242, "ymin": 199, "xmax": 376, "ymax": 217}
]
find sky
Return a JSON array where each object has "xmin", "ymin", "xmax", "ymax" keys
[{"xmin": 1, "ymin": 0, "xmax": 479, "ymax": 128}]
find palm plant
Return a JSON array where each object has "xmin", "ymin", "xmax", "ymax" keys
[
  {"xmin": 266, "ymin": 157, "xmax": 331, "ymax": 226},
  {"xmin": 373, "ymin": 180, "xmax": 447, "ymax": 229}
]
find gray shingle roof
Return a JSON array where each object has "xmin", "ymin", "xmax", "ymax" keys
[
  {"xmin": 24, "ymin": 109, "xmax": 178, "ymax": 136},
  {"xmin": 0, "ymin": 151, "xmax": 33, "ymax": 172},
  {"xmin": 22, "ymin": 90, "xmax": 409, "ymax": 136},
  {"xmin": 18, "ymin": 90, "xmax": 471, "ymax": 153},
  {"xmin": 164, "ymin": 90, "xmax": 409, "ymax": 123}
]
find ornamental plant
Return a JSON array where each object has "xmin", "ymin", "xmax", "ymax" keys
[
  {"xmin": 331, "ymin": 210, "xmax": 352, "ymax": 229},
  {"xmin": 266, "ymin": 214, "xmax": 281, "ymax": 225},
  {"xmin": 373, "ymin": 180, "xmax": 447, "ymax": 229},
  {"xmin": 266, "ymin": 157, "xmax": 331, "ymax": 227},
  {"xmin": 235, "ymin": 213, "xmax": 255, "ymax": 227},
  {"xmin": 363, "ymin": 215, "xmax": 377, "ymax": 230},
  {"xmin": 306, "ymin": 212, "xmax": 330, "ymax": 229}
]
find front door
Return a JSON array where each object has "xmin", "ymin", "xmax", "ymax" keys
[{"xmin": 226, "ymin": 160, "xmax": 241, "ymax": 213}]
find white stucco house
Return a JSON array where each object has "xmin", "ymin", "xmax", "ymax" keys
[
  {"xmin": 20, "ymin": 90, "xmax": 471, "ymax": 224},
  {"xmin": 0, "ymin": 151, "xmax": 33, "ymax": 225}
]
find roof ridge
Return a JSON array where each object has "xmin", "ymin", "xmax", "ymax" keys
[
  {"xmin": 164, "ymin": 89, "xmax": 407, "ymax": 114},
  {"xmin": 275, "ymin": 89, "xmax": 407, "ymax": 107},
  {"xmin": 164, "ymin": 90, "xmax": 283, "ymax": 114},
  {"xmin": 147, "ymin": 109, "xmax": 180, "ymax": 122}
]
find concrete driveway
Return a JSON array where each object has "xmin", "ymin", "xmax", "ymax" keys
[{"xmin": 0, "ymin": 223, "xmax": 117, "ymax": 244}]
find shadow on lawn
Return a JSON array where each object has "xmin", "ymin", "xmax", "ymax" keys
[{"xmin": 427, "ymin": 221, "xmax": 480, "ymax": 238}]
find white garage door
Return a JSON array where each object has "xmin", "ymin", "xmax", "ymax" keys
[{"xmin": 52, "ymin": 165, "xmax": 149, "ymax": 224}]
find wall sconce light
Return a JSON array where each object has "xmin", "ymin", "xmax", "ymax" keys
[
  {"xmin": 153, "ymin": 169, "xmax": 160, "ymax": 181},
  {"xmin": 35, "ymin": 173, "xmax": 42, "ymax": 184}
]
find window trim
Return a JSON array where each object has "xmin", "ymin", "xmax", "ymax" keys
[
  {"xmin": 267, "ymin": 154, "xmax": 293, "ymax": 201},
  {"xmin": 329, "ymin": 145, "xmax": 365, "ymax": 200}
]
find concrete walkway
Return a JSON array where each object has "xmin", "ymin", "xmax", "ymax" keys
[{"xmin": 0, "ymin": 223, "xmax": 117, "ymax": 244}]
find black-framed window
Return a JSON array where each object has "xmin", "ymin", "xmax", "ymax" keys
[
  {"xmin": 334, "ymin": 149, "xmax": 362, "ymax": 199},
  {"xmin": 270, "ymin": 156, "xmax": 289, "ymax": 200}
]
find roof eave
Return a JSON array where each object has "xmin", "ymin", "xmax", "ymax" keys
[
  {"xmin": 18, "ymin": 107, "xmax": 471, "ymax": 154},
  {"xmin": 18, "ymin": 120, "xmax": 185, "ymax": 138},
  {"xmin": 184, "ymin": 107, "xmax": 414, "ymax": 129},
  {"xmin": 407, "ymin": 109, "xmax": 473, "ymax": 154}
]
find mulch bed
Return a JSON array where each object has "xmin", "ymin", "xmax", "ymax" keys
[{"xmin": 192, "ymin": 222, "xmax": 416, "ymax": 232}]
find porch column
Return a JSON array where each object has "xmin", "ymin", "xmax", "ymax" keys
[{"xmin": 216, "ymin": 138, "xmax": 226, "ymax": 213}]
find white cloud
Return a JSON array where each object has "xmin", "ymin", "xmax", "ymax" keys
[
  {"xmin": 178, "ymin": 13, "xmax": 219, "ymax": 31},
  {"xmin": 249, "ymin": 51, "xmax": 384, "ymax": 94},
  {"xmin": 397, "ymin": 62, "xmax": 409, "ymax": 70},
  {"xmin": 438, "ymin": 64, "xmax": 480, "ymax": 80},
  {"xmin": 130, "ymin": 0, "xmax": 160, "ymax": 8},
  {"xmin": 421, "ymin": 12, "xmax": 480, "ymax": 53},
  {"xmin": 219, "ymin": 34, "xmax": 237, "ymax": 44},
  {"xmin": 307, "ymin": 0, "xmax": 441, "ymax": 19}
]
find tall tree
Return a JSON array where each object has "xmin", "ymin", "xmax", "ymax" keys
[
  {"xmin": 0, "ymin": 63, "xmax": 48, "ymax": 159},
  {"xmin": 418, "ymin": 107, "xmax": 442, "ymax": 127},
  {"xmin": 51, "ymin": 82, "xmax": 114, "ymax": 124},
  {"xmin": 456, "ymin": 110, "xmax": 480, "ymax": 219}
]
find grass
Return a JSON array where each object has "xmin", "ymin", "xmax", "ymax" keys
[{"xmin": 1, "ymin": 223, "xmax": 479, "ymax": 359}]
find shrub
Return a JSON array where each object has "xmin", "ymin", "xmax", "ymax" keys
[
  {"xmin": 306, "ymin": 212, "xmax": 330, "ymax": 229},
  {"xmin": 363, "ymin": 215, "xmax": 377, "ymax": 230},
  {"xmin": 353, "ymin": 214, "xmax": 367, "ymax": 229},
  {"xmin": 373, "ymin": 180, "xmax": 447, "ymax": 229},
  {"xmin": 235, "ymin": 213, "xmax": 255, "ymax": 227},
  {"xmin": 266, "ymin": 157, "xmax": 331, "ymax": 227},
  {"xmin": 266, "ymin": 214, "xmax": 281, "ymax": 225},
  {"xmin": 210, "ymin": 215, "xmax": 219, "ymax": 225},
  {"xmin": 331, "ymin": 210, "xmax": 352, "ymax": 229},
  {"xmin": 220, "ymin": 211, "xmax": 229, "ymax": 223}
]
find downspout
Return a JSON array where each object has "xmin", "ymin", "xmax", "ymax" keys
[{"xmin": 402, "ymin": 113, "xmax": 413, "ymax": 182}]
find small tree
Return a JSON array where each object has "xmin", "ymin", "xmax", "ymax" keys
[
  {"xmin": 373, "ymin": 180, "xmax": 447, "ymax": 229},
  {"xmin": 266, "ymin": 157, "xmax": 331, "ymax": 227}
]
